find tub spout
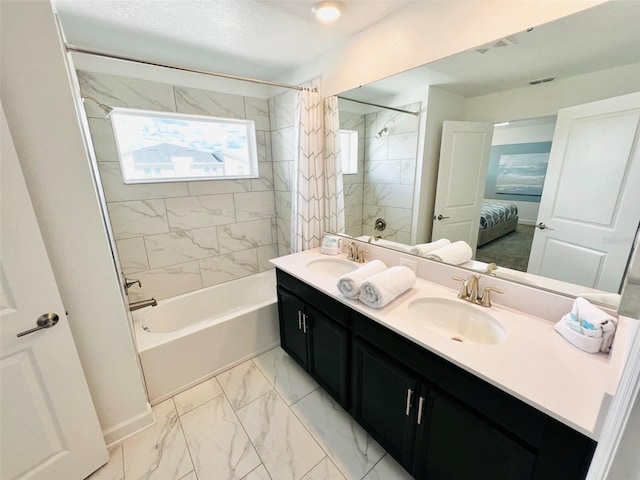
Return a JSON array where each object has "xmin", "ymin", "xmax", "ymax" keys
[{"xmin": 129, "ymin": 298, "xmax": 157, "ymax": 311}]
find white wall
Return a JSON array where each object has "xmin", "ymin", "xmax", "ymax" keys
[
  {"xmin": 281, "ymin": 1, "xmax": 606, "ymax": 96},
  {"xmin": 465, "ymin": 62, "xmax": 640, "ymax": 122},
  {"xmin": 413, "ymin": 86, "xmax": 467, "ymax": 243},
  {"xmin": 0, "ymin": 1, "xmax": 151, "ymax": 444}
]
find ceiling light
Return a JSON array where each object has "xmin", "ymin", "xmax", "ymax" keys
[{"xmin": 312, "ymin": 1, "xmax": 344, "ymax": 22}]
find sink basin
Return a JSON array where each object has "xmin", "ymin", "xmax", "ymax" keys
[
  {"xmin": 407, "ymin": 298, "xmax": 507, "ymax": 345},
  {"xmin": 306, "ymin": 257, "xmax": 358, "ymax": 278}
]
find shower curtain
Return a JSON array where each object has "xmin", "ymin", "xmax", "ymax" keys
[{"xmin": 291, "ymin": 90, "xmax": 345, "ymax": 252}]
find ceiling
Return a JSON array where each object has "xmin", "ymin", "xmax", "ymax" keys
[
  {"xmin": 342, "ymin": 0, "xmax": 640, "ymax": 101},
  {"xmin": 53, "ymin": 0, "xmax": 414, "ymax": 80},
  {"xmin": 53, "ymin": 1, "xmax": 640, "ymax": 100}
]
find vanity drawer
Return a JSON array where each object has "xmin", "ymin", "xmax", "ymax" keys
[{"xmin": 276, "ymin": 269, "xmax": 349, "ymax": 327}]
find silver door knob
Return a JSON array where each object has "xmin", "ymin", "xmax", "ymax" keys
[
  {"xmin": 17, "ymin": 313, "xmax": 59, "ymax": 338},
  {"xmin": 436, "ymin": 214, "xmax": 450, "ymax": 220},
  {"xmin": 536, "ymin": 222, "xmax": 554, "ymax": 230}
]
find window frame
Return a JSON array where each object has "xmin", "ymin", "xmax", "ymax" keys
[
  {"xmin": 109, "ymin": 107, "xmax": 259, "ymax": 184},
  {"xmin": 339, "ymin": 129, "xmax": 358, "ymax": 175}
]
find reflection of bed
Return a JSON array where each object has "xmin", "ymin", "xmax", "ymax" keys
[{"xmin": 477, "ymin": 201, "xmax": 519, "ymax": 247}]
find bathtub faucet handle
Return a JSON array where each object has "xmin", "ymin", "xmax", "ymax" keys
[{"xmin": 125, "ymin": 278, "xmax": 142, "ymax": 293}]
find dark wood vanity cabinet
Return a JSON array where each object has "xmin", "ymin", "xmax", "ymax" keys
[
  {"xmin": 352, "ymin": 311, "xmax": 596, "ymax": 480},
  {"xmin": 277, "ymin": 269, "xmax": 350, "ymax": 408},
  {"xmin": 276, "ymin": 269, "xmax": 596, "ymax": 480}
]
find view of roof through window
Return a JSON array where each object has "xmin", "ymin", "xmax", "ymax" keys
[{"xmin": 110, "ymin": 108, "xmax": 258, "ymax": 184}]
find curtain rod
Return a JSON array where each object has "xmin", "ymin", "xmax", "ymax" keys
[
  {"xmin": 65, "ymin": 44, "xmax": 315, "ymax": 92},
  {"xmin": 337, "ymin": 96, "xmax": 419, "ymax": 116}
]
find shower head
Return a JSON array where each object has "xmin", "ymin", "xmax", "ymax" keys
[
  {"xmin": 82, "ymin": 96, "xmax": 113, "ymax": 117},
  {"xmin": 375, "ymin": 126, "xmax": 388, "ymax": 139}
]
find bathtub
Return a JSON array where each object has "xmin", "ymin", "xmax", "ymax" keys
[{"xmin": 132, "ymin": 270, "xmax": 280, "ymax": 405}]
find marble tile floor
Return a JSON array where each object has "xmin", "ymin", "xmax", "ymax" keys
[{"xmin": 87, "ymin": 346, "xmax": 413, "ymax": 480}]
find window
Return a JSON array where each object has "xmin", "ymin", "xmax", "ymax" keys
[
  {"xmin": 339, "ymin": 129, "xmax": 358, "ymax": 174},
  {"xmin": 110, "ymin": 108, "xmax": 258, "ymax": 184}
]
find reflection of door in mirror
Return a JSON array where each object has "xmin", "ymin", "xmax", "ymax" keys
[
  {"xmin": 529, "ymin": 92, "xmax": 640, "ymax": 292},
  {"xmin": 431, "ymin": 121, "xmax": 493, "ymax": 255}
]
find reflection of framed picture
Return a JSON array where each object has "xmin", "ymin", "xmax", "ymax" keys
[
  {"xmin": 486, "ymin": 141, "xmax": 552, "ymax": 202},
  {"xmin": 496, "ymin": 152, "xmax": 550, "ymax": 196}
]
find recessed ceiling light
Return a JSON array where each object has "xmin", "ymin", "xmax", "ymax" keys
[{"xmin": 312, "ymin": 1, "xmax": 344, "ymax": 22}]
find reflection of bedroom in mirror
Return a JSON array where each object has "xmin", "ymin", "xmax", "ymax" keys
[
  {"xmin": 472, "ymin": 116, "xmax": 556, "ymax": 273},
  {"xmin": 332, "ymin": 0, "xmax": 640, "ymax": 305}
]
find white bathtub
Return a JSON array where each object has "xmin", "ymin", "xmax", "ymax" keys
[{"xmin": 133, "ymin": 270, "xmax": 280, "ymax": 404}]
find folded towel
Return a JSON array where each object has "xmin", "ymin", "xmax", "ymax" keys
[
  {"xmin": 554, "ymin": 297, "xmax": 617, "ymax": 353},
  {"xmin": 409, "ymin": 239, "xmax": 451, "ymax": 256},
  {"xmin": 425, "ymin": 241, "xmax": 473, "ymax": 265},
  {"xmin": 336, "ymin": 260, "xmax": 387, "ymax": 299},
  {"xmin": 359, "ymin": 266, "xmax": 416, "ymax": 309},
  {"xmin": 372, "ymin": 238, "xmax": 415, "ymax": 253},
  {"xmin": 554, "ymin": 320, "xmax": 603, "ymax": 354},
  {"xmin": 578, "ymin": 292, "xmax": 621, "ymax": 309}
]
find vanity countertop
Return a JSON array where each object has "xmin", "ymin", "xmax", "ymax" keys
[{"xmin": 271, "ymin": 248, "xmax": 630, "ymax": 440}]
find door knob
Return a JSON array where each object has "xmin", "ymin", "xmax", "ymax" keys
[
  {"xmin": 436, "ymin": 214, "xmax": 450, "ymax": 220},
  {"xmin": 536, "ymin": 222, "xmax": 553, "ymax": 230},
  {"xmin": 17, "ymin": 313, "xmax": 59, "ymax": 337}
]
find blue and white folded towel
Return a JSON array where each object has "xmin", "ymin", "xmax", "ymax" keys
[
  {"xmin": 554, "ymin": 297, "xmax": 617, "ymax": 353},
  {"xmin": 336, "ymin": 260, "xmax": 387, "ymax": 299},
  {"xmin": 359, "ymin": 266, "xmax": 416, "ymax": 309}
]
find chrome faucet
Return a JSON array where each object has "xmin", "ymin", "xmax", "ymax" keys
[
  {"xmin": 129, "ymin": 298, "xmax": 157, "ymax": 311},
  {"xmin": 453, "ymin": 275, "xmax": 503, "ymax": 307}
]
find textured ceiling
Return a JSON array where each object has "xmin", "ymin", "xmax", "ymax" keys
[
  {"xmin": 53, "ymin": 0, "xmax": 413, "ymax": 79},
  {"xmin": 53, "ymin": 1, "xmax": 640, "ymax": 99}
]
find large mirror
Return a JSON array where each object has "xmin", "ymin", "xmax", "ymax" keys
[{"xmin": 332, "ymin": 1, "xmax": 640, "ymax": 307}]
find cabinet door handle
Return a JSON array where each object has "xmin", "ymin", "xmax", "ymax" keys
[
  {"xmin": 298, "ymin": 311, "xmax": 302, "ymax": 330},
  {"xmin": 417, "ymin": 396, "xmax": 425, "ymax": 425},
  {"xmin": 405, "ymin": 389, "xmax": 413, "ymax": 416},
  {"xmin": 302, "ymin": 314, "xmax": 308, "ymax": 333}
]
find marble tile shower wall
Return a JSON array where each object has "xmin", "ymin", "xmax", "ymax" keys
[
  {"xmin": 340, "ymin": 104, "xmax": 420, "ymax": 242},
  {"xmin": 340, "ymin": 111, "xmax": 366, "ymax": 238},
  {"xmin": 78, "ymin": 71, "xmax": 288, "ymax": 301},
  {"xmin": 269, "ymin": 89, "xmax": 297, "ymax": 256}
]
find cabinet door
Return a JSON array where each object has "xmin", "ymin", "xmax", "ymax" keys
[
  {"xmin": 278, "ymin": 287, "xmax": 308, "ymax": 369},
  {"xmin": 353, "ymin": 339, "xmax": 418, "ymax": 469},
  {"xmin": 308, "ymin": 305, "xmax": 349, "ymax": 407},
  {"xmin": 414, "ymin": 391, "xmax": 536, "ymax": 480}
]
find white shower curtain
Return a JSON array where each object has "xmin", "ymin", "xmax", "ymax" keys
[{"xmin": 291, "ymin": 90, "xmax": 345, "ymax": 252}]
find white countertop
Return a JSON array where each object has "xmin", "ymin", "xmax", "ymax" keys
[{"xmin": 271, "ymin": 248, "xmax": 630, "ymax": 440}]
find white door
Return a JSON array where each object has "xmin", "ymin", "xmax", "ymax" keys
[
  {"xmin": 431, "ymin": 121, "xmax": 493, "ymax": 254},
  {"xmin": 0, "ymin": 106, "xmax": 107, "ymax": 479},
  {"xmin": 528, "ymin": 92, "xmax": 640, "ymax": 292}
]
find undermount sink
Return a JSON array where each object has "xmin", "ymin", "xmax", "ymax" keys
[
  {"xmin": 407, "ymin": 297, "xmax": 507, "ymax": 345},
  {"xmin": 306, "ymin": 257, "xmax": 358, "ymax": 278}
]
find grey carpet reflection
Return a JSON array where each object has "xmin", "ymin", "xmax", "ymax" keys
[{"xmin": 475, "ymin": 224, "xmax": 535, "ymax": 272}]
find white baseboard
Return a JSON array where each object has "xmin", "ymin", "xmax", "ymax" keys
[{"xmin": 102, "ymin": 403, "xmax": 155, "ymax": 447}]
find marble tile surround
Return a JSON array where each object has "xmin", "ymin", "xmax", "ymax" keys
[
  {"xmin": 87, "ymin": 347, "xmax": 414, "ymax": 480},
  {"xmin": 79, "ymin": 70, "xmax": 289, "ymax": 300},
  {"xmin": 340, "ymin": 105, "xmax": 419, "ymax": 242}
]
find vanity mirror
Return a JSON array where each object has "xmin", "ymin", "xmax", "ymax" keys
[{"xmin": 331, "ymin": 1, "xmax": 640, "ymax": 307}]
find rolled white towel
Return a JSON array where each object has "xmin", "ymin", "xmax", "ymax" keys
[
  {"xmin": 372, "ymin": 238, "xmax": 414, "ymax": 253},
  {"xmin": 425, "ymin": 241, "xmax": 473, "ymax": 265},
  {"xmin": 359, "ymin": 266, "xmax": 416, "ymax": 309},
  {"xmin": 336, "ymin": 260, "xmax": 387, "ymax": 299},
  {"xmin": 409, "ymin": 239, "xmax": 451, "ymax": 256}
]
